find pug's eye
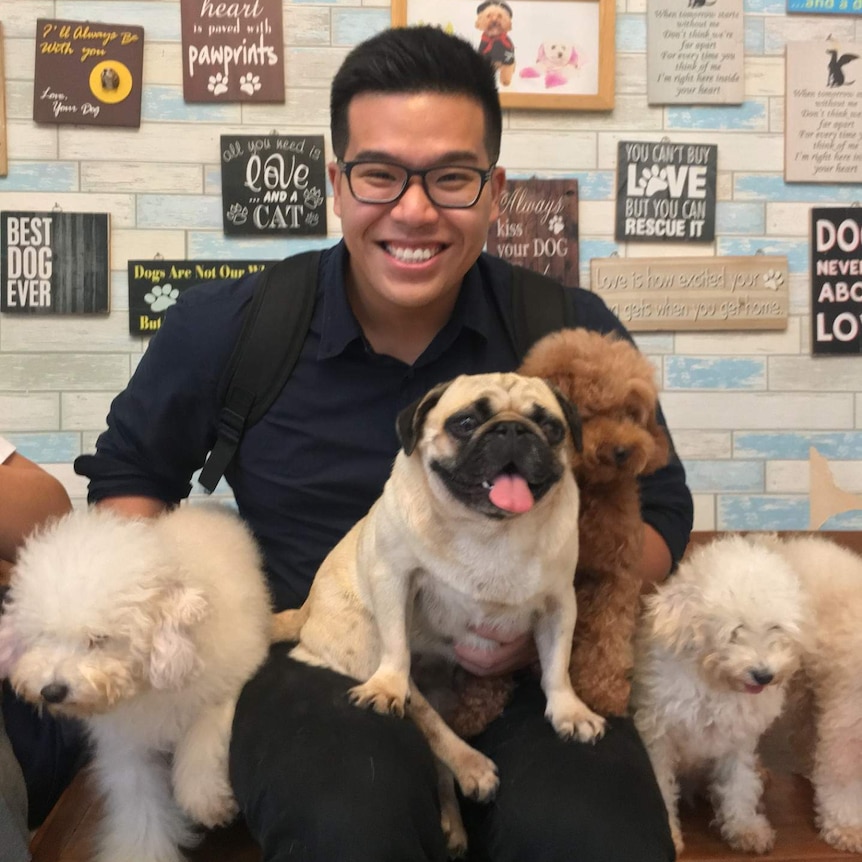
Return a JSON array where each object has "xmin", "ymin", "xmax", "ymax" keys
[
  {"xmin": 539, "ymin": 417, "xmax": 565, "ymax": 446},
  {"xmin": 88, "ymin": 634, "xmax": 109, "ymax": 650},
  {"xmin": 446, "ymin": 412, "xmax": 480, "ymax": 439}
]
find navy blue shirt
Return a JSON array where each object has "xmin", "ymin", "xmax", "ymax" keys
[{"xmin": 76, "ymin": 241, "xmax": 692, "ymax": 610}]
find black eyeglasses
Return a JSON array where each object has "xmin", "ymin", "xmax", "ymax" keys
[{"xmin": 337, "ymin": 160, "xmax": 496, "ymax": 209}]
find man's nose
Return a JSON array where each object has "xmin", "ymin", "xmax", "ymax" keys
[{"xmin": 391, "ymin": 177, "xmax": 438, "ymax": 221}]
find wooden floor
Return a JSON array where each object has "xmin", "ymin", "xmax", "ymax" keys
[{"xmin": 29, "ymin": 763, "xmax": 860, "ymax": 862}]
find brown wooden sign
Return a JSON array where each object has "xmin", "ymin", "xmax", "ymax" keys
[
  {"xmin": 1, "ymin": 211, "xmax": 110, "ymax": 314},
  {"xmin": 590, "ymin": 255, "xmax": 789, "ymax": 331},
  {"xmin": 33, "ymin": 19, "xmax": 144, "ymax": 128},
  {"xmin": 181, "ymin": 0, "xmax": 284, "ymax": 103},
  {"xmin": 487, "ymin": 178, "xmax": 579, "ymax": 287}
]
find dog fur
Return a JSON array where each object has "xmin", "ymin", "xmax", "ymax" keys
[
  {"xmin": 449, "ymin": 329, "xmax": 669, "ymax": 738},
  {"xmin": 751, "ymin": 533, "xmax": 862, "ymax": 853},
  {"xmin": 631, "ymin": 534, "xmax": 805, "ymax": 855},
  {"xmin": 0, "ymin": 505, "xmax": 272, "ymax": 862},
  {"xmin": 271, "ymin": 371, "xmax": 604, "ymax": 855}
]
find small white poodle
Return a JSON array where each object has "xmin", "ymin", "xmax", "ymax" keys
[
  {"xmin": 754, "ymin": 533, "xmax": 862, "ymax": 853},
  {"xmin": 631, "ymin": 534, "xmax": 805, "ymax": 855},
  {"xmin": 0, "ymin": 504, "xmax": 272, "ymax": 862}
]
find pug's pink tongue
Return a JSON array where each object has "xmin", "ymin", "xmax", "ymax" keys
[{"xmin": 488, "ymin": 474, "xmax": 534, "ymax": 513}]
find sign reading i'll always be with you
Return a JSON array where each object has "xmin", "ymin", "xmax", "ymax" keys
[{"xmin": 1, "ymin": 212, "xmax": 110, "ymax": 314}]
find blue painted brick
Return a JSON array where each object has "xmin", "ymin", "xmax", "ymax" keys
[
  {"xmin": 735, "ymin": 432, "xmax": 862, "ymax": 459},
  {"xmin": 332, "ymin": 9, "xmax": 391, "ymax": 46},
  {"xmin": 718, "ymin": 495, "xmax": 809, "ymax": 530},
  {"xmin": 0, "ymin": 163, "xmax": 78, "ymax": 192},
  {"xmin": 667, "ymin": 102, "xmax": 767, "ymax": 132},
  {"xmin": 666, "ymin": 356, "xmax": 766, "ymax": 390},
  {"xmin": 716, "ymin": 202, "xmax": 766, "ymax": 235},
  {"xmin": 3, "ymin": 433, "xmax": 81, "ymax": 463},
  {"xmin": 717, "ymin": 238, "xmax": 807, "ymax": 273},
  {"xmin": 682, "ymin": 460, "xmax": 764, "ymax": 492}
]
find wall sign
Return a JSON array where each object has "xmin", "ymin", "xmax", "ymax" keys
[
  {"xmin": 615, "ymin": 140, "xmax": 717, "ymax": 242},
  {"xmin": 788, "ymin": 0, "xmax": 862, "ymax": 14},
  {"xmin": 1, "ymin": 211, "xmax": 110, "ymax": 314},
  {"xmin": 33, "ymin": 19, "xmax": 144, "ymax": 127},
  {"xmin": 590, "ymin": 255, "xmax": 788, "ymax": 331},
  {"xmin": 0, "ymin": 23, "xmax": 8, "ymax": 176},
  {"xmin": 647, "ymin": 0, "xmax": 744, "ymax": 105},
  {"xmin": 220, "ymin": 134, "xmax": 327, "ymax": 236},
  {"xmin": 811, "ymin": 207, "xmax": 862, "ymax": 354},
  {"xmin": 128, "ymin": 259, "xmax": 274, "ymax": 334},
  {"xmin": 785, "ymin": 41, "xmax": 862, "ymax": 183},
  {"xmin": 180, "ymin": 0, "xmax": 284, "ymax": 103},
  {"xmin": 486, "ymin": 178, "xmax": 579, "ymax": 287}
]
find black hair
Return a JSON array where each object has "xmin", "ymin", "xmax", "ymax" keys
[{"xmin": 330, "ymin": 26, "xmax": 502, "ymax": 163}]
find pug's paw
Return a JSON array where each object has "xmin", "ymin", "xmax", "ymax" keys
[
  {"xmin": 349, "ymin": 672, "xmax": 409, "ymax": 717},
  {"xmin": 546, "ymin": 693, "xmax": 606, "ymax": 743}
]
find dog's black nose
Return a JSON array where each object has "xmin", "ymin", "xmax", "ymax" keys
[
  {"xmin": 613, "ymin": 446, "xmax": 630, "ymax": 466},
  {"xmin": 41, "ymin": 682, "xmax": 70, "ymax": 704},
  {"xmin": 750, "ymin": 669, "xmax": 774, "ymax": 686}
]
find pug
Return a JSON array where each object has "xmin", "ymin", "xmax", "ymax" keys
[{"xmin": 272, "ymin": 371, "xmax": 605, "ymax": 854}]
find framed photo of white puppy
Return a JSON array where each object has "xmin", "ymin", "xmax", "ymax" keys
[{"xmin": 391, "ymin": 0, "xmax": 615, "ymax": 110}]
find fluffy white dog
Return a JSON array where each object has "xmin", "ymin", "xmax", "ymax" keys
[
  {"xmin": 0, "ymin": 505, "xmax": 272, "ymax": 862},
  {"xmin": 754, "ymin": 533, "xmax": 862, "ymax": 853},
  {"xmin": 631, "ymin": 534, "xmax": 805, "ymax": 855}
]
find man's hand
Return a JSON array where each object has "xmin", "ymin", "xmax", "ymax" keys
[{"xmin": 453, "ymin": 624, "xmax": 538, "ymax": 677}]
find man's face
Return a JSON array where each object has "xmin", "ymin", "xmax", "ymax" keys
[{"xmin": 330, "ymin": 92, "xmax": 505, "ymax": 319}]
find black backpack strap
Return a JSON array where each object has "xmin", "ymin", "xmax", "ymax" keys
[
  {"xmin": 509, "ymin": 264, "xmax": 578, "ymax": 358},
  {"xmin": 198, "ymin": 251, "xmax": 321, "ymax": 493}
]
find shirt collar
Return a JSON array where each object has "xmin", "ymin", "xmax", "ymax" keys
[{"xmin": 317, "ymin": 240, "xmax": 493, "ymax": 362}]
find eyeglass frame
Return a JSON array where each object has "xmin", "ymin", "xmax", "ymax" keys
[{"xmin": 336, "ymin": 159, "xmax": 497, "ymax": 209}]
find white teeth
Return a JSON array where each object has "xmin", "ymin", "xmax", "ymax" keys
[
  {"xmin": 387, "ymin": 246, "xmax": 437, "ymax": 262},
  {"xmin": 482, "ymin": 481, "xmax": 492, "ymax": 489}
]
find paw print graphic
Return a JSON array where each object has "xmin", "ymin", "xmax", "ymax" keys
[
  {"xmin": 305, "ymin": 212, "xmax": 320, "ymax": 228},
  {"xmin": 227, "ymin": 203, "xmax": 248, "ymax": 225},
  {"xmin": 144, "ymin": 284, "xmax": 179, "ymax": 312},
  {"xmin": 304, "ymin": 187, "xmax": 324, "ymax": 210},
  {"xmin": 239, "ymin": 73, "xmax": 261, "ymax": 96},
  {"xmin": 548, "ymin": 214, "xmax": 565, "ymax": 235},
  {"xmin": 637, "ymin": 165, "xmax": 669, "ymax": 196},
  {"xmin": 207, "ymin": 73, "xmax": 229, "ymax": 95},
  {"xmin": 762, "ymin": 269, "xmax": 784, "ymax": 291}
]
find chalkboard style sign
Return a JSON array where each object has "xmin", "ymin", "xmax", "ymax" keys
[
  {"xmin": 1, "ymin": 211, "xmax": 110, "ymax": 314},
  {"xmin": 181, "ymin": 0, "xmax": 284, "ymax": 103},
  {"xmin": 616, "ymin": 140, "xmax": 717, "ymax": 243},
  {"xmin": 220, "ymin": 134, "xmax": 327, "ymax": 236},
  {"xmin": 811, "ymin": 207, "xmax": 862, "ymax": 355},
  {"xmin": 33, "ymin": 19, "xmax": 144, "ymax": 128},
  {"xmin": 486, "ymin": 178, "xmax": 579, "ymax": 287},
  {"xmin": 128, "ymin": 258, "xmax": 275, "ymax": 335}
]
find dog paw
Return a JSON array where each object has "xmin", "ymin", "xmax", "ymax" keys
[
  {"xmin": 452, "ymin": 748, "xmax": 499, "ymax": 802},
  {"xmin": 671, "ymin": 823, "xmax": 685, "ymax": 855},
  {"xmin": 176, "ymin": 781, "xmax": 238, "ymax": 829},
  {"xmin": 348, "ymin": 675, "xmax": 408, "ymax": 717},
  {"xmin": 820, "ymin": 822, "xmax": 862, "ymax": 854},
  {"xmin": 547, "ymin": 702, "xmax": 606, "ymax": 743},
  {"xmin": 441, "ymin": 808, "xmax": 469, "ymax": 858},
  {"xmin": 723, "ymin": 816, "xmax": 775, "ymax": 854}
]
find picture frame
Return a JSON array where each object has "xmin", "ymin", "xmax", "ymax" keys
[{"xmin": 391, "ymin": 0, "xmax": 615, "ymax": 110}]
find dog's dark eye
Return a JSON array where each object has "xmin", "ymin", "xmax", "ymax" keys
[
  {"xmin": 446, "ymin": 412, "xmax": 480, "ymax": 439},
  {"xmin": 88, "ymin": 635, "xmax": 109, "ymax": 650},
  {"xmin": 539, "ymin": 418, "xmax": 565, "ymax": 446},
  {"xmin": 729, "ymin": 625, "xmax": 743, "ymax": 642}
]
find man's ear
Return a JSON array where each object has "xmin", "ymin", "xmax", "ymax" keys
[
  {"xmin": 148, "ymin": 584, "xmax": 209, "ymax": 690},
  {"xmin": 548, "ymin": 384, "xmax": 583, "ymax": 453},
  {"xmin": 487, "ymin": 167, "xmax": 506, "ymax": 223},
  {"xmin": 328, "ymin": 161, "xmax": 344, "ymax": 219},
  {"xmin": 396, "ymin": 381, "xmax": 452, "ymax": 456}
]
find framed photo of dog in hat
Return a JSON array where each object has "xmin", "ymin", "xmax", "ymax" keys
[{"xmin": 392, "ymin": 0, "xmax": 615, "ymax": 110}]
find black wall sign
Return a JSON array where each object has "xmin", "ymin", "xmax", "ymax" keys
[
  {"xmin": 615, "ymin": 141, "xmax": 717, "ymax": 242},
  {"xmin": 220, "ymin": 134, "xmax": 327, "ymax": 236},
  {"xmin": 811, "ymin": 207, "xmax": 862, "ymax": 355},
  {"xmin": 128, "ymin": 258, "xmax": 274, "ymax": 334},
  {"xmin": 2, "ymin": 211, "xmax": 109, "ymax": 313}
]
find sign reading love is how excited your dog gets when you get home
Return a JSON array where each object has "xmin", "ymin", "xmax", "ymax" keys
[{"xmin": 616, "ymin": 140, "xmax": 717, "ymax": 242}]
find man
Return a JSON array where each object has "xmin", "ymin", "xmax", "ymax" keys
[{"xmin": 76, "ymin": 26, "xmax": 692, "ymax": 862}]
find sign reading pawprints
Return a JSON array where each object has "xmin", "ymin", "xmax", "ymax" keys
[{"xmin": 128, "ymin": 259, "xmax": 275, "ymax": 335}]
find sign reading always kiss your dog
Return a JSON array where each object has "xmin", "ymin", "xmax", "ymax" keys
[
  {"xmin": 128, "ymin": 259, "xmax": 275, "ymax": 335},
  {"xmin": 616, "ymin": 140, "xmax": 717, "ymax": 242},
  {"xmin": 810, "ymin": 208, "xmax": 862, "ymax": 355},
  {"xmin": 220, "ymin": 134, "xmax": 327, "ymax": 236},
  {"xmin": 487, "ymin": 178, "xmax": 579, "ymax": 287},
  {"xmin": 1, "ymin": 211, "xmax": 110, "ymax": 314},
  {"xmin": 647, "ymin": 0, "xmax": 744, "ymax": 105},
  {"xmin": 590, "ymin": 255, "xmax": 788, "ymax": 331}
]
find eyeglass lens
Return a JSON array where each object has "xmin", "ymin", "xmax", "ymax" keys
[{"xmin": 347, "ymin": 163, "xmax": 485, "ymax": 207}]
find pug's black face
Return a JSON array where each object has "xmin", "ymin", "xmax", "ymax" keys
[{"xmin": 430, "ymin": 399, "xmax": 567, "ymax": 518}]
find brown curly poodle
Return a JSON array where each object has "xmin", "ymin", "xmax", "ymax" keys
[{"xmin": 449, "ymin": 328, "xmax": 669, "ymax": 738}]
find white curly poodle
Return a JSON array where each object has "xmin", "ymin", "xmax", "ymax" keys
[
  {"xmin": 631, "ymin": 534, "xmax": 805, "ymax": 856},
  {"xmin": 754, "ymin": 533, "xmax": 862, "ymax": 854},
  {"xmin": 0, "ymin": 504, "xmax": 272, "ymax": 862}
]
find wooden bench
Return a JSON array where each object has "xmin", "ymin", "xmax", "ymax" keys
[{"xmin": 28, "ymin": 530, "xmax": 862, "ymax": 861}]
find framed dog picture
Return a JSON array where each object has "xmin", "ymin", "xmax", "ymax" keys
[{"xmin": 391, "ymin": 0, "xmax": 615, "ymax": 110}]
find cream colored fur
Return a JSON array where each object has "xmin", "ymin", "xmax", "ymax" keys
[
  {"xmin": 631, "ymin": 535, "xmax": 805, "ymax": 855},
  {"xmin": 0, "ymin": 505, "xmax": 272, "ymax": 862}
]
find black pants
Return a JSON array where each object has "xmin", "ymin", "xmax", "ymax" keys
[{"xmin": 230, "ymin": 646, "xmax": 675, "ymax": 862}]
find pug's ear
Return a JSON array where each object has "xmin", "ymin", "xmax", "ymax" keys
[
  {"xmin": 548, "ymin": 384, "xmax": 583, "ymax": 453},
  {"xmin": 148, "ymin": 584, "xmax": 209, "ymax": 690},
  {"xmin": 396, "ymin": 381, "xmax": 452, "ymax": 456}
]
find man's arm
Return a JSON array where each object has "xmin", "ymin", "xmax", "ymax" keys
[{"xmin": 95, "ymin": 496, "xmax": 168, "ymax": 519}]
